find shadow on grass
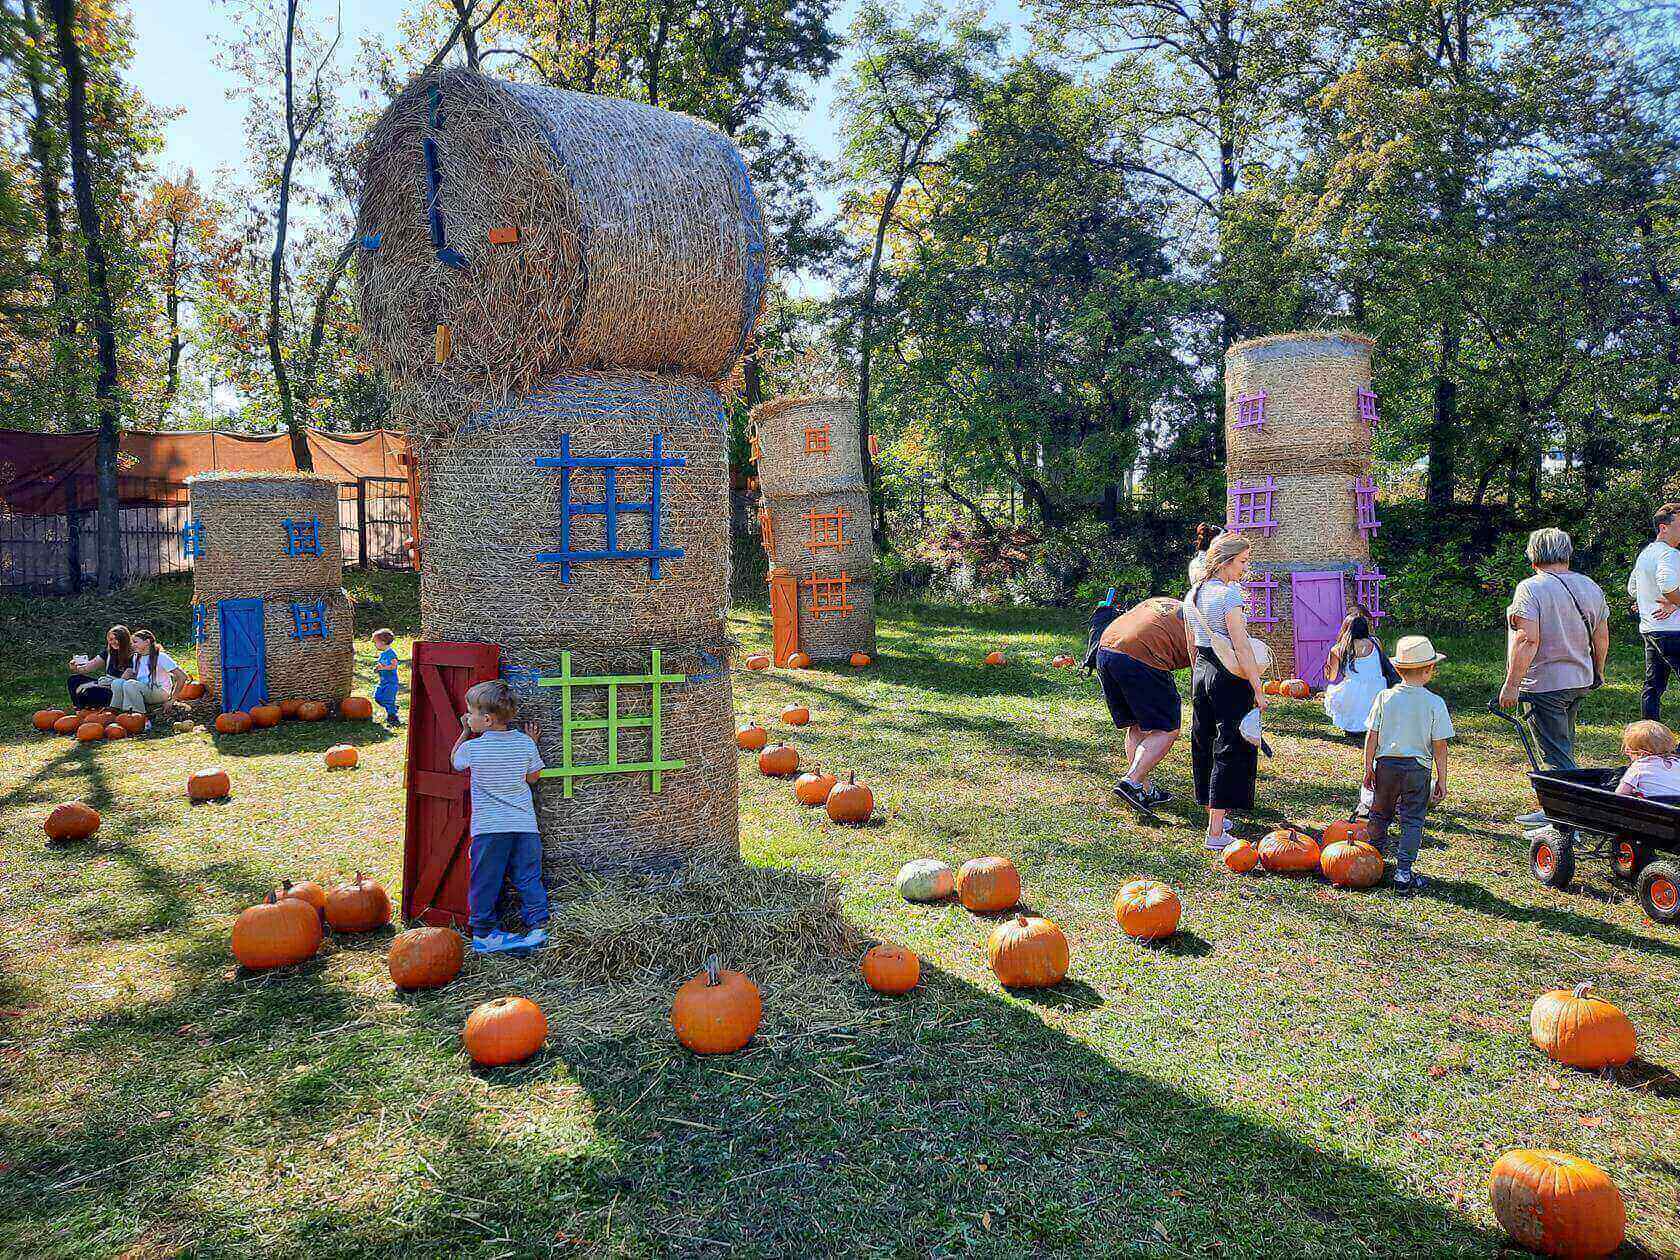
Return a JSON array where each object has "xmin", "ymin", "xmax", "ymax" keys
[{"xmin": 1425, "ymin": 875, "xmax": 1680, "ymax": 962}]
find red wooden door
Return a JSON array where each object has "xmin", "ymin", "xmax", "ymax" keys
[
  {"xmin": 403, "ymin": 640, "xmax": 501, "ymax": 926},
  {"xmin": 1291, "ymin": 571, "xmax": 1347, "ymax": 691}
]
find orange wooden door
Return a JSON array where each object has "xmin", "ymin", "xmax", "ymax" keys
[{"xmin": 769, "ymin": 568, "xmax": 799, "ymax": 666}]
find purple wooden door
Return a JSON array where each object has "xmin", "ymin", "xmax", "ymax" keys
[{"xmin": 1291, "ymin": 571, "xmax": 1346, "ymax": 690}]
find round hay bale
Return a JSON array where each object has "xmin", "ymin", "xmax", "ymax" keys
[
  {"xmin": 196, "ymin": 589, "xmax": 355, "ymax": 707},
  {"xmin": 1225, "ymin": 331, "xmax": 1375, "ymax": 475},
  {"xmin": 794, "ymin": 572, "xmax": 877, "ymax": 663},
  {"xmin": 749, "ymin": 395, "xmax": 865, "ymax": 496},
  {"xmin": 764, "ymin": 488, "xmax": 875, "ymax": 579},
  {"xmin": 419, "ymin": 371, "xmax": 731, "ymax": 653},
  {"xmin": 187, "ymin": 473, "xmax": 343, "ymax": 594},
  {"xmin": 357, "ymin": 68, "xmax": 767, "ymax": 431},
  {"xmin": 1238, "ymin": 472, "xmax": 1372, "ymax": 568}
]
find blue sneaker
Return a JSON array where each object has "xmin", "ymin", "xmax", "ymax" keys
[
  {"xmin": 511, "ymin": 926, "xmax": 549, "ymax": 950},
  {"xmin": 471, "ymin": 930, "xmax": 516, "ymax": 953}
]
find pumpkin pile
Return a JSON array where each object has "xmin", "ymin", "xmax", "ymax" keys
[{"xmin": 671, "ymin": 956, "xmax": 762, "ymax": 1054}]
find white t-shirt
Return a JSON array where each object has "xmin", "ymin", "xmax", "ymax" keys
[
  {"xmin": 135, "ymin": 649, "xmax": 178, "ymax": 689},
  {"xmin": 1183, "ymin": 581, "xmax": 1248, "ymax": 648},
  {"xmin": 451, "ymin": 728, "xmax": 545, "ymax": 835},
  {"xmin": 1619, "ymin": 754, "xmax": 1680, "ymax": 799},
  {"xmin": 1628, "ymin": 539, "xmax": 1680, "ymax": 634}
]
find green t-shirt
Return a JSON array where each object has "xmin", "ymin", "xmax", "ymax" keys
[{"xmin": 1366, "ymin": 683, "xmax": 1454, "ymax": 768}]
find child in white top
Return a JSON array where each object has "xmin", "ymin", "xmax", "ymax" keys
[{"xmin": 1616, "ymin": 720, "xmax": 1680, "ymax": 798}]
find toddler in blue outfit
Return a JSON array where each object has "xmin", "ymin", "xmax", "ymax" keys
[{"xmin": 372, "ymin": 628, "xmax": 402, "ymax": 725}]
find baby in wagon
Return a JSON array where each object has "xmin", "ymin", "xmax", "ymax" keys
[{"xmin": 1616, "ymin": 720, "xmax": 1680, "ymax": 799}]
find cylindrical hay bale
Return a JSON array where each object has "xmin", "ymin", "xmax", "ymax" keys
[
  {"xmin": 1240, "ymin": 472, "xmax": 1371, "ymax": 568},
  {"xmin": 1225, "ymin": 332, "xmax": 1374, "ymax": 476},
  {"xmin": 418, "ymin": 371, "xmax": 730, "ymax": 653},
  {"xmin": 766, "ymin": 488, "xmax": 874, "ymax": 578},
  {"xmin": 187, "ymin": 473, "xmax": 343, "ymax": 594},
  {"xmin": 750, "ymin": 395, "xmax": 866, "ymax": 496},
  {"xmin": 796, "ymin": 574, "xmax": 877, "ymax": 662},
  {"xmin": 357, "ymin": 68, "xmax": 766, "ymax": 430},
  {"xmin": 196, "ymin": 589, "xmax": 355, "ymax": 705},
  {"xmin": 1248, "ymin": 565, "xmax": 1298, "ymax": 682}
]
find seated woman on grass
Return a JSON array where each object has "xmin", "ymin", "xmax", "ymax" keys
[
  {"xmin": 66, "ymin": 624, "xmax": 133, "ymax": 710},
  {"xmin": 104, "ymin": 628, "xmax": 191, "ymax": 726}
]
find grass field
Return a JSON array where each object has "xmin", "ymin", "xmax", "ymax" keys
[{"xmin": 2, "ymin": 570, "xmax": 1677, "ymax": 1258}]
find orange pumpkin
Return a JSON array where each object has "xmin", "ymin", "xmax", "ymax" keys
[
  {"xmin": 249, "ymin": 703, "xmax": 281, "ymax": 728},
  {"xmin": 116, "ymin": 712, "xmax": 145, "ymax": 734},
  {"xmin": 1282, "ymin": 678, "xmax": 1310, "ymax": 699},
  {"xmin": 1320, "ymin": 818, "xmax": 1371, "ymax": 847},
  {"xmin": 52, "ymin": 713, "xmax": 82, "ymax": 735},
  {"xmin": 983, "ymin": 650, "xmax": 1005, "ymax": 666},
  {"xmin": 1115, "ymin": 879, "xmax": 1182, "ymax": 940},
  {"xmin": 1530, "ymin": 983, "xmax": 1637, "ymax": 1070},
  {"xmin": 324, "ymin": 744, "xmax": 359, "ymax": 770},
  {"xmin": 463, "ymin": 996, "xmax": 548, "ymax": 1066},
  {"xmin": 670, "ymin": 956, "xmax": 762, "ymax": 1054},
  {"xmin": 745, "ymin": 653, "xmax": 771, "ymax": 671},
  {"xmin": 279, "ymin": 698, "xmax": 303, "ymax": 719},
  {"xmin": 736, "ymin": 721, "xmax": 769, "ymax": 751},
  {"xmin": 826, "ymin": 774, "xmax": 874, "ymax": 825},
  {"xmin": 215, "ymin": 711, "xmax": 252, "ymax": 735},
  {"xmin": 388, "ymin": 926, "xmax": 465, "ymax": 991},
  {"xmin": 787, "ymin": 651, "xmax": 811, "ymax": 669},
  {"xmin": 850, "ymin": 652, "xmax": 871, "ymax": 667},
  {"xmin": 75, "ymin": 721, "xmax": 104, "ymax": 742},
  {"xmin": 324, "ymin": 873, "xmax": 391, "ymax": 933},
  {"xmin": 1258, "ymin": 829, "xmax": 1321, "ymax": 873},
  {"xmin": 297, "ymin": 700, "xmax": 327, "ymax": 722},
  {"xmin": 340, "ymin": 695, "xmax": 374, "ymax": 721},
  {"xmin": 1222, "ymin": 837, "xmax": 1260, "ymax": 874},
  {"xmin": 988, "ymin": 914, "xmax": 1069, "ymax": 989},
  {"xmin": 1262, "ymin": 679, "xmax": 1282, "ymax": 696},
  {"xmin": 860, "ymin": 943, "xmax": 921, "ymax": 994},
  {"xmin": 103, "ymin": 723, "xmax": 127, "ymax": 741},
  {"xmin": 1051, "ymin": 654, "xmax": 1075, "ymax": 668},
  {"xmin": 177, "ymin": 680, "xmax": 205, "ymax": 701},
  {"xmin": 794, "ymin": 768, "xmax": 838, "ymax": 807},
  {"xmin": 279, "ymin": 879, "xmax": 328, "ymax": 917},
  {"xmin": 957, "ymin": 856, "xmax": 1021, "ymax": 913},
  {"xmin": 781, "ymin": 705, "xmax": 810, "ymax": 726},
  {"xmin": 33, "ymin": 709, "xmax": 65, "ymax": 731},
  {"xmin": 758, "ymin": 743, "xmax": 800, "ymax": 777},
  {"xmin": 231, "ymin": 894, "xmax": 323, "ymax": 970},
  {"xmin": 188, "ymin": 767, "xmax": 231, "ymax": 801},
  {"xmin": 1488, "ymin": 1149, "xmax": 1624, "ymax": 1259},
  {"xmin": 1321, "ymin": 839, "xmax": 1385, "ymax": 888},
  {"xmin": 43, "ymin": 802, "xmax": 101, "ymax": 842}
]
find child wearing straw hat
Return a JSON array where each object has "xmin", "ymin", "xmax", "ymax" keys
[{"xmin": 1362, "ymin": 635, "xmax": 1454, "ymax": 894}]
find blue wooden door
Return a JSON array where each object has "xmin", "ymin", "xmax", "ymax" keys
[
  {"xmin": 1291, "ymin": 571, "xmax": 1346, "ymax": 690},
  {"xmin": 217, "ymin": 597, "xmax": 268, "ymax": 713}
]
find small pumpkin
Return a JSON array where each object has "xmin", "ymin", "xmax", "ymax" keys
[
  {"xmin": 1321, "ymin": 839, "xmax": 1385, "ymax": 888},
  {"xmin": 52, "ymin": 713, "xmax": 81, "ymax": 735},
  {"xmin": 75, "ymin": 721, "xmax": 104, "ymax": 742},
  {"xmin": 1319, "ymin": 818, "xmax": 1371, "ymax": 847},
  {"xmin": 1530, "ymin": 983, "xmax": 1636, "ymax": 1071},
  {"xmin": 324, "ymin": 872, "xmax": 391, "ymax": 933},
  {"xmin": 297, "ymin": 700, "xmax": 327, "ymax": 722},
  {"xmin": 1115, "ymin": 879, "xmax": 1182, "ymax": 940},
  {"xmin": 177, "ymin": 680, "xmax": 205, "ymax": 701},
  {"xmin": 781, "ymin": 704, "xmax": 810, "ymax": 726},
  {"xmin": 1282, "ymin": 678, "xmax": 1310, "ymax": 699},
  {"xmin": 215, "ymin": 711, "xmax": 252, "ymax": 735},
  {"xmin": 758, "ymin": 743, "xmax": 800, "ymax": 777},
  {"xmin": 988, "ymin": 914, "xmax": 1069, "ymax": 989},
  {"xmin": 850, "ymin": 652, "xmax": 871, "ymax": 667},
  {"xmin": 103, "ymin": 723, "xmax": 128, "ymax": 741},
  {"xmin": 794, "ymin": 767, "xmax": 838, "ymax": 807},
  {"xmin": 324, "ymin": 744, "xmax": 359, "ymax": 770},
  {"xmin": 188, "ymin": 767, "xmax": 231, "ymax": 801},
  {"xmin": 1258, "ymin": 828, "xmax": 1321, "ymax": 873},
  {"xmin": 1051, "ymin": 654, "xmax": 1075, "ymax": 667},
  {"xmin": 787, "ymin": 651, "xmax": 811, "ymax": 669},
  {"xmin": 43, "ymin": 802, "xmax": 100, "ymax": 842},
  {"xmin": 671, "ymin": 956, "xmax": 762, "ymax": 1054},
  {"xmin": 340, "ymin": 695, "xmax": 374, "ymax": 721},
  {"xmin": 279, "ymin": 698, "xmax": 303, "ymax": 719},
  {"xmin": 250, "ymin": 703, "xmax": 282, "ymax": 728},
  {"xmin": 231, "ymin": 894, "xmax": 323, "ymax": 970},
  {"xmin": 745, "ymin": 653, "xmax": 771, "ymax": 671},
  {"xmin": 736, "ymin": 721, "xmax": 769, "ymax": 751},
  {"xmin": 279, "ymin": 879, "xmax": 328, "ymax": 917},
  {"xmin": 463, "ymin": 996, "xmax": 548, "ymax": 1066},
  {"xmin": 1488, "ymin": 1149, "xmax": 1624, "ymax": 1260},
  {"xmin": 33, "ymin": 709, "xmax": 64, "ymax": 731},
  {"xmin": 389, "ymin": 926, "xmax": 465, "ymax": 990},
  {"xmin": 1222, "ymin": 837, "xmax": 1260, "ymax": 874},
  {"xmin": 861, "ymin": 943, "xmax": 921, "ymax": 994},
  {"xmin": 1262, "ymin": 679, "xmax": 1282, "ymax": 696},
  {"xmin": 826, "ymin": 774, "xmax": 874, "ymax": 825},
  {"xmin": 957, "ymin": 856, "xmax": 1021, "ymax": 913},
  {"xmin": 983, "ymin": 650, "xmax": 1005, "ymax": 666},
  {"xmin": 896, "ymin": 858, "xmax": 955, "ymax": 902},
  {"xmin": 116, "ymin": 712, "xmax": 145, "ymax": 734}
]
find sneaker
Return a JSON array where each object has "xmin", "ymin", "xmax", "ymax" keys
[
  {"xmin": 143, "ymin": 719, "xmax": 153, "ymax": 732},
  {"xmin": 1392, "ymin": 871, "xmax": 1429, "ymax": 896},
  {"xmin": 1514, "ymin": 809, "xmax": 1548, "ymax": 827},
  {"xmin": 1142, "ymin": 784, "xmax": 1173, "ymax": 806},
  {"xmin": 1113, "ymin": 779, "xmax": 1157, "ymax": 818},
  {"xmin": 387, "ymin": 716, "xmax": 404, "ymax": 728},
  {"xmin": 1525, "ymin": 824, "xmax": 1562, "ymax": 844},
  {"xmin": 1204, "ymin": 827, "xmax": 1235, "ymax": 851},
  {"xmin": 512, "ymin": 926, "xmax": 549, "ymax": 950},
  {"xmin": 471, "ymin": 929, "xmax": 516, "ymax": 954}
]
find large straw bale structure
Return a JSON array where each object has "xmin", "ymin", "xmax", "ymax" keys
[
  {"xmin": 187, "ymin": 473, "xmax": 355, "ymax": 709},
  {"xmin": 357, "ymin": 68, "xmax": 766, "ymax": 434},
  {"xmin": 1222, "ymin": 332, "xmax": 1384, "ymax": 686},
  {"xmin": 750, "ymin": 395, "xmax": 867, "ymax": 497}
]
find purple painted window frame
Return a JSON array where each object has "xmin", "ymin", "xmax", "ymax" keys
[
  {"xmin": 1243, "ymin": 571, "xmax": 1279, "ymax": 627},
  {"xmin": 1351, "ymin": 475, "xmax": 1381, "ymax": 537},
  {"xmin": 1355, "ymin": 564, "xmax": 1386, "ymax": 621},
  {"xmin": 1235, "ymin": 390, "xmax": 1268, "ymax": 431},
  {"xmin": 1357, "ymin": 387, "xmax": 1379, "ymax": 428},
  {"xmin": 1227, "ymin": 476, "xmax": 1278, "ymax": 536}
]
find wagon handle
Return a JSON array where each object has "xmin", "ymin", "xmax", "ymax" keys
[{"xmin": 1486, "ymin": 697, "xmax": 1544, "ymax": 775}]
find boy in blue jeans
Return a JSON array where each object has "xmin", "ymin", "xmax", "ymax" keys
[
  {"xmin": 451, "ymin": 679, "xmax": 550, "ymax": 952},
  {"xmin": 373, "ymin": 628, "xmax": 402, "ymax": 725},
  {"xmin": 1362, "ymin": 635, "xmax": 1454, "ymax": 894}
]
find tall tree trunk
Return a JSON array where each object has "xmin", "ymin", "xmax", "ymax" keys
[
  {"xmin": 49, "ymin": 0, "xmax": 122, "ymax": 589},
  {"xmin": 449, "ymin": 0, "xmax": 481, "ymax": 67},
  {"xmin": 858, "ymin": 167, "xmax": 907, "ymax": 550},
  {"xmin": 20, "ymin": 0, "xmax": 80, "ymax": 424},
  {"xmin": 270, "ymin": 0, "xmax": 314, "ymax": 471},
  {"xmin": 293, "ymin": 234, "xmax": 357, "ymax": 433},
  {"xmin": 160, "ymin": 216, "xmax": 183, "ymax": 421}
]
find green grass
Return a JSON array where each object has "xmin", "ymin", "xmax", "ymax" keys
[{"xmin": 2, "ymin": 572, "xmax": 1678, "ymax": 1257}]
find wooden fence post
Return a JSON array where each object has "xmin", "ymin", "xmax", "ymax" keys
[{"xmin": 356, "ymin": 478, "xmax": 369, "ymax": 569}]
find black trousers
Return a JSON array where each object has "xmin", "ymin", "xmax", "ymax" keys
[
  {"xmin": 1642, "ymin": 633, "xmax": 1680, "ymax": 722},
  {"xmin": 1190, "ymin": 647, "xmax": 1257, "ymax": 811},
  {"xmin": 67, "ymin": 673, "xmax": 110, "ymax": 708}
]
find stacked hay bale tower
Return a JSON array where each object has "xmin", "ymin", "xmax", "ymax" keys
[
  {"xmin": 1223, "ymin": 331, "xmax": 1385, "ymax": 689},
  {"xmin": 186, "ymin": 472, "xmax": 355, "ymax": 711},
  {"xmin": 749, "ymin": 394, "xmax": 877, "ymax": 664},
  {"xmin": 357, "ymin": 69, "xmax": 765, "ymax": 883}
]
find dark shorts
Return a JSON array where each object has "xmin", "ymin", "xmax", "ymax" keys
[{"xmin": 1096, "ymin": 647, "xmax": 1182, "ymax": 733}]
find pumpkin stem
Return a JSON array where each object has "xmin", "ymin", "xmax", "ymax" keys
[
  {"xmin": 1572, "ymin": 981, "xmax": 1595, "ymax": 999},
  {"xmin": 1015, "ymin": 914, "xmax": 1028, "ymax": 926},
  {"xmin": 704, "ymin": 954, "xmax": 722, "ymax": 987}
]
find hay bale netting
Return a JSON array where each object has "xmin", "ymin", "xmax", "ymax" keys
[
  {"xmin": 357, "ymin": 68, "xmax": 767, "ymax": 431},
  {"xmin": 1225, "ymin": 331, "xmax": 1375, "ymax": 476},
  {"xmin": 1241, "ymin": 472, "xmax": 1372, "ymax": 568},
  {"xmin": 750, "ymin": 394, "xmax": 866, "ymax": 496},
  {"xmin": 765, "ymin": 488, "xmax": 875, "ymax": 578},
  {"xmin": 796, "ymin": 573, "xmax": 877, "ymax": 663},
  {"xmin": 195, "ymin": 588, "xmax": 356, "ymax": 706},
  {"xmin": 186, "ymin": 473, "xmax": 343, "ymax": 594},
  {"xmin": 418, "ymin": 371, "xmax": 730, "ymax": 652}
]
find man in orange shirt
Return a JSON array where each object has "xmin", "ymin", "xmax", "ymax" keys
[{"xmin": 1091, "ymin": 596, "xmax": 1192, "ymax": 815}]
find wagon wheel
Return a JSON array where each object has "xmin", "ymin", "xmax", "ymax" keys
[
  {"xmin": 1638, "ymin": 860, "xmax": 1680, "ymax": 927},
  {"xmin": 1612, "ymin": 836, "xmax": 1653, "ymax": 883},
  {"xmin": 1530, "ymin": 833, "xmax": 1575, "ymax": 890}
]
